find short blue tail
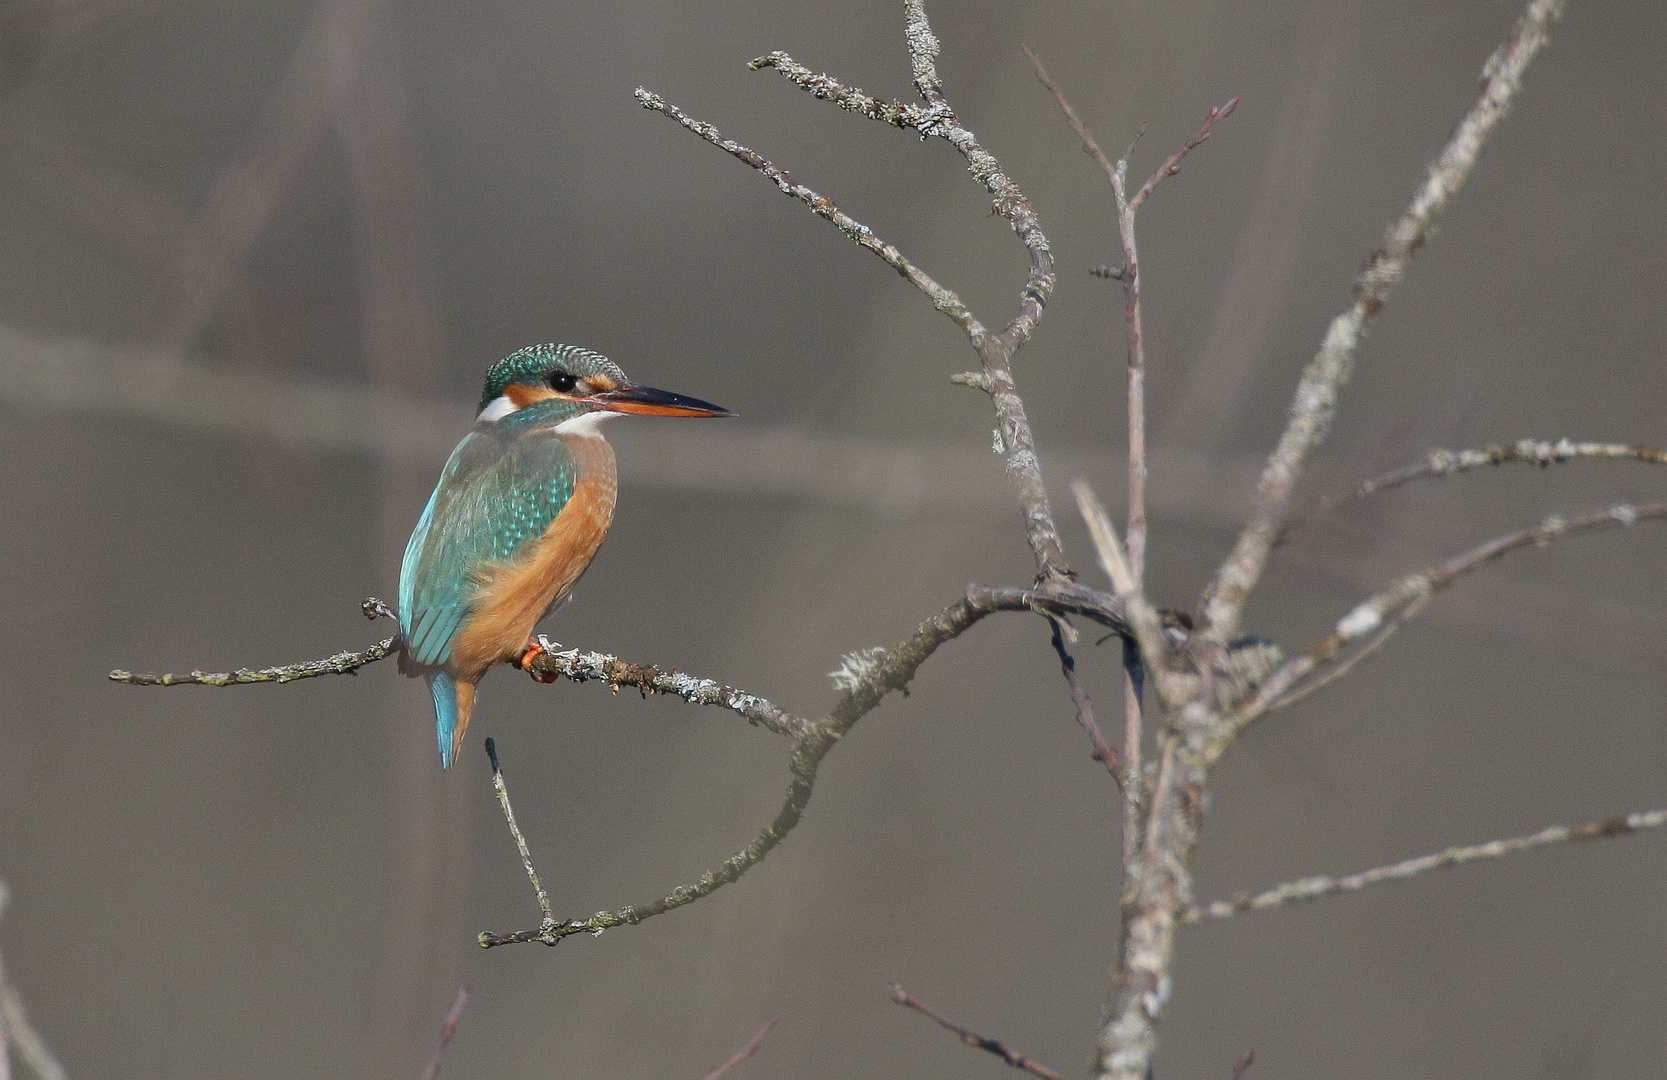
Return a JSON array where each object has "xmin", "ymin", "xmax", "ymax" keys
[{"xmin": 426, "ymin": 671, "xmax": 460, "ymax": 770}]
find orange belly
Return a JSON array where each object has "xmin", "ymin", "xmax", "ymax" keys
[{"xmin": 447, "ymin": 433, "xmax": 617, "ymax": 678}]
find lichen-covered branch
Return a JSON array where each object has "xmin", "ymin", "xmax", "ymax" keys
[
  {"xmin": 1200, "ymin": 0, "xmax": 1567, "ymax": 644},
  {"xmin": 1226, "ymin": 500, "xmax": 1667, "ymax": 743},
  {"xmin": 735, "ymin": 2, "xmax": 1067, "ymax": 579},
  {"xmin": 633, "ymin": 87, "xmax": 984, "ymax": 343},
  {"xmin": 1184, "ymin": 808, "xmax": 1667, "ymax": 922},
  {"xmin": 481, "ymin": 582, "xmax": 1128, "ymax": 947},
  {"xmin": 109, "ymin": 636, "xmax": 398, "ymax": 686},
  {"xmin": 1332, "ymin": 437, "xmax": 1667, "ymax": 505},
  {"xmin": 747, "ymin": 52, "xmax": 927, "ymax": 129},
  {"xmin": 521, "ymin": 636, "xmax": 812, "ymax": 739}
]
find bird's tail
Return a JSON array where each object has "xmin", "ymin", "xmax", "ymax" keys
[{"xmin": 425, "ymin": 672, "xmax": 478, "ymax": 770}]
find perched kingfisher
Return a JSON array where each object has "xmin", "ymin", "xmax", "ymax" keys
[{"xmin": 398, "ymin": 343, "xmax": 732, "ymax": 768}]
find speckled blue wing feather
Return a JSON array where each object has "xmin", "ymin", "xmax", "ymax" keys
[{"xmin": 398, "ymin": 428, "xmax": 578, "ymax": 669}]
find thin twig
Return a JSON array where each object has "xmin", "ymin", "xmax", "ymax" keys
[
  {"xmin": 485, "ymin": 739, "xmax": 555, "ymax": 930},
  {"xmin": 1200, "ymin": 0, "xmax": 1568, "ymax": 645},
  {"xmin": 1185, "ymin": 808, "xmax": 1667, "ymax": 922},
  {"xmin": 1047, "ymin": 616, "xmax": 1121, "ymax": 786},
  {"xmin": 1027, "ymin": 47, "xmax": 1235, "ymax": 596},
  {"xmin": 888, "ymin": 983, "xmax": 1061, "ymax": 1080},
  {"xmin": 417, "ymin": 987, "xmax": 470, "ymax": 1080},
  {"xmin": 1283, "ymin": 438, "xmax": 1667, "ymax": 542},
  {"xmin": 1225, "ymin": 500, "xmax": 1667, "ymax": 745},
  {"xmin": 109, "ymin": 636, "xmax": 398, "ymax": 686},
  {"xmin": 1127, "ymin": 97, "xmax": 1239, "ymax": 213},
  {"xmin": 701, "ymin": 1018, "xmax": 779, "ymax": 1080},
  {"xmin": 633, "ymin": 87, "xmax": 982, "ymax": 340}
]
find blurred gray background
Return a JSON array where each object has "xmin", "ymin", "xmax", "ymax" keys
[{"xmin": 0, "ymin": 0, "xmax": 1663, "ymax": 1077}]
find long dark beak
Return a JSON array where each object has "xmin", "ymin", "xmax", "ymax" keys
[{"xmin": 589, "ymin": 382, "xmax": 734, "ymax": 418}]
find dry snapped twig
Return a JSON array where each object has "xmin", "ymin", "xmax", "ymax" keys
[
  {"xmin": 1228, "ymin": 500, "xmax": 1667, "ymax": 739},
  {"xmin": 1201, "ymin": 0, "xmax": 1568, "ymax": 645},
  {"xmin": 418, "ymin": 987, "xmax": 471, "ymax": 1080},
  {"xmin": 660, "ymin": 0, "xmax": 1068, "ymax": 581},
  {"xmin": 1185, "ymin": 808, "xmax": 1667, "ymax": 922},
  {"xmin": 888, "ymin": 983, "xmax": 1061, "ymax": 1080},
  {"xmin": 701, "ymin": 1018, "xmax": 779, "ymax": 1080}
]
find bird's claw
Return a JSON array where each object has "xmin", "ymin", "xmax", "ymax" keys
[{"xmin": 519, "ymin": 637, "xmax": 561, "ymax": 683}]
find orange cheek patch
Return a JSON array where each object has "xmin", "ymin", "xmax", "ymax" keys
[{"xmin": 504, "ymin": 383, "xmax": 562, "ymax": 409}]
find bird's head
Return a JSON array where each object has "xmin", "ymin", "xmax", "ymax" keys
[{"xmin": 477, "ymin": 344, "xmax": 733, "ymax": 432}]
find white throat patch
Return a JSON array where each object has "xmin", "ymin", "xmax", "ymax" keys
[
  {"xmin": 477, "ymin": 395, "xmax": 516, "ymax": 422},
  {"xmin": 552, "ymin": 409, "xmax": 621, "ymax": 438}
]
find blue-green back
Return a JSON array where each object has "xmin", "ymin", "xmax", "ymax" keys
[{"xmin": 399, "ymin": 425, "xmax": 578, "ymax": 668}]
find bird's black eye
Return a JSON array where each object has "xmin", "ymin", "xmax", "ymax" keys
[{"xmin": 549, "ymin": 371, "xmax": 578, "ymax": 393}]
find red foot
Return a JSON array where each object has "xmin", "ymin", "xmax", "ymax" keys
[{"xmin": 519, "ymin": 638, "xmax": 561, "ymax": 683}]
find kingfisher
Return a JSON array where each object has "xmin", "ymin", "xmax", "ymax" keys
[{"xmin": 397, "ymin": 343, "xmax": 732, "ymax": 768}]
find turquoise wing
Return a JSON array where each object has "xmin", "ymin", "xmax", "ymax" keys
[{"xmin": 398, "ymin": 429, "xmax": 578, "ymax": 669}]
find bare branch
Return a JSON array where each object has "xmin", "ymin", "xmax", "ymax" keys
[
  {"xmin": 1127, "ymin": 97, "xmax": 1239, "ymax": 213},
  {"xmin": 1047, "ymin": 617, "xmax": 1121, "ymax": 788},
  {"xmin": 418, "ymin": 987, "xmax": 470, "ymax": 1080},
  {"xmin": 109, "ymin": 637, "xmax": 398, "ymax": 686},
  {"xmin": 642, "ymin": 4, "xmax": 1069, "ymax": 582},
  {"xmin": 632, "ymin": 88, "xmax": 983, "ymax": 341},
  {"xmin": 748, "ymin": 52, "xmax": 928, "ymax": 129},
  {"xmin": 1021, "ymin": 45, "xmax": 1119, "ymax": 185},
  {"xmin": 1287, "ymin": 439, "xmax": 1667, "ymax": 539},
  {"xmin": 1201, "ymin": 0, "xmax": 1568, "ymax": 644},
  {"xmin": 888, "ymin": 983, "xmax": 1061, "ymax": 1080},
  {"xmin": 701, "ymin": 1018, "xmax": 779, "ymax": 1080},
  {"xmin": 1228, "ymin": 501, "xmax": 1667, "ymax": 740},
  {"xmin": 1028, "ymin": 47, "xmax": 1235, "ymax": 598},
  {"xmin": 520, "ymin": 636, "xmax": 813, "ymax": 739},
  {"xmin": 485, "ymin": 739, "xmax": 555, "ymax": 930},
  {"xmin": 1185, "ymin": 808, "xmax": 1667, "ymax": 922},
  {"xmin": 481, "ymin": 583, "xmax": 1128, "ymax": 947}
]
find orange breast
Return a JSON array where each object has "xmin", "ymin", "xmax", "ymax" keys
[{"xmin": 448, "ymin": 433, "xmax": 618, "ymax": 678}]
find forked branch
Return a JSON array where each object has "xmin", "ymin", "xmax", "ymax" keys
[
  {"xmin": 1202, "ymin": 0, "xmax": 1568, "ymax": 643},
  {"xmin": 481, "ymin": 582, "xmax": 1128, "ymax": 947},
  {"xmin": 671, "ymin": 0, "xmax": 1067, "ymax": 580},
  {"xmin": 1225, "ymin": 500, "xmax": 1667, "ymax": 742}
]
